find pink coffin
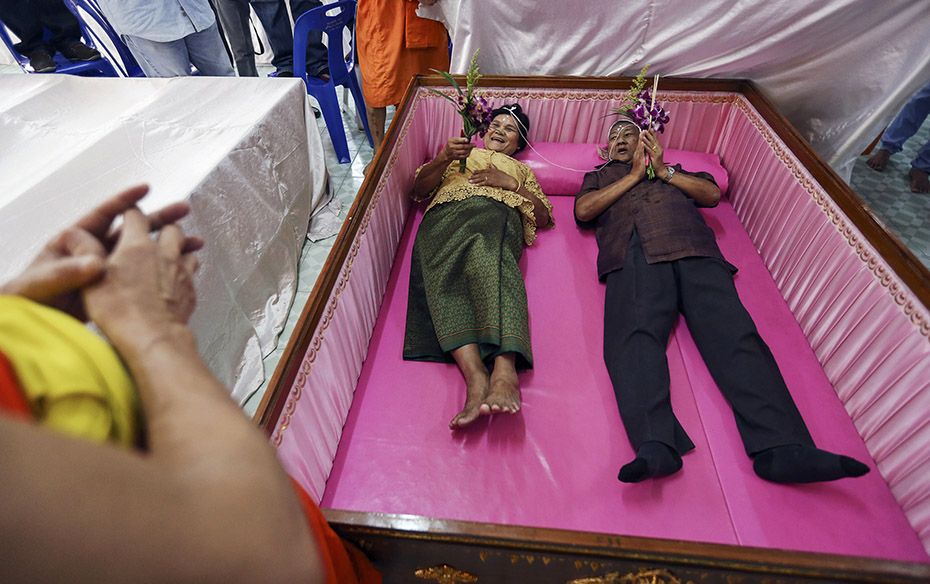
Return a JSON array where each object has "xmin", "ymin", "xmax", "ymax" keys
[{"xmin": 258, "ymin": 78, "xmax": 930, "ymax": 573}]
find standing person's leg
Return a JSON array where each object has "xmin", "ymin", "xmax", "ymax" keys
[
  {"xmin": 289, "ymin": 0, "xmax": 328, "ymax": 78},
  {"xmin": 33, "ymin": 0, "xmax": 96, "ymax": 60},
  {"xmin": 366, "ymin": 103, "xmax": 387, "ymax": 152},
  {"xmin": 213, "ymin": 0, "xmax": 258, "ymax": 76},
  {"xmin": 122, "ymin": 35, "xmax": 195, "ymax": 77},
  {"xmin": 251, "ymin": 0, "xmax": 294, "ymax": 75},
  {"xmin": 676, "ymin": 256, "xmax": 869, "ymax": 483},
  {"xmin": 605, "ymin": 231, "xmax": 692, "ymax": 483},
  {"xmin": 184, "ymin": 23, "xmax": 235, "ymax": 76},
  {"xmin": 909, "ymin": 138, "xmax": 930, "ymax": 193},
  {"xmin": 868, "ymin": 82, "xmax": 930, "ymax": 171},
  {"xmin": 356, "ymin": 0, "xmax": 409, "ymax": 155},
  {"xmin": 0, "ymin": 0, "xmax": 56, "ymax": 70}
]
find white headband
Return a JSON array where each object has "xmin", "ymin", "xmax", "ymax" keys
[{"xmin": 608, "ymin": 117, "xmax": 640, "ymax": 138}]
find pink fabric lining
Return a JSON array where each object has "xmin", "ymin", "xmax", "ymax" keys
[
  {"xmin": 273, "ymin": 87, "xmax": 930, "ymax": 558},
  {"xmin": 715, "ymin": 107, "xmax": 930, "ymax": 553}
]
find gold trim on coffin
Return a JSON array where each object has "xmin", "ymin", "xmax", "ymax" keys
[
  {"xmin": 569, "ymin": 568, "xmax": 690, "ymax": 584},
  {"xmin": 411, "ymin": 561, "xmax": 688, "ymax": 583},
  {"xmin": 428, "ymin": 86, "xmax": 740, "ymax": 105},
  {"xmin": 415, "ymin": 564, "xmax": 479, "ymax": 583},
  {"xmin": 273, "ymin": 86, "xmax": 929, "ymax": 446}
]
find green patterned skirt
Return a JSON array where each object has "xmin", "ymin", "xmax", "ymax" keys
[{"xmin": 403, "ymin": 196, "xmax": 533, "ymax": 369}]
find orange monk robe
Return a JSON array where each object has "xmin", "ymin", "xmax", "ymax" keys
[
  {"xmin": 357, "ymin": 0, "xmax": 449, "ymax": 108},
  {"xmin": 291, "ymin": 479, "xmax": 383, "ymax": 584}
]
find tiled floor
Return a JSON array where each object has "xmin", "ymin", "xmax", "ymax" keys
[
  {"xmin": 242, "ymin": 96, "xmax": 393, "ymax": 416},
  {"xmin": 849, "ymin": 115, "xmax": 930, "ymax": 268}
]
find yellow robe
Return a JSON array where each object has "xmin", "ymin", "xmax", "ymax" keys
[{"xmin": 0, "ymin": 295, "xmax": 138, "ymax": 447}]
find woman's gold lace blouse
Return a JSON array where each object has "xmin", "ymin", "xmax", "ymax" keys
[{"xmin": 417, "ymin": 148, "xmax": 554, "ymax": 245}]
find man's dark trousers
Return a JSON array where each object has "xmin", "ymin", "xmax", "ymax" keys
[
  {"xmin": 0, "ymin": 0, "xmax": 82, "ymax": 55},
  {"xmin": 603, "ymin": 230, "xmax": 815, "ymax": 457}
]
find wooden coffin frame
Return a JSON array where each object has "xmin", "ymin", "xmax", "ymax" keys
[{"xmin": 255, "ymin": 76, "xmax": 930, "ymax": 583}]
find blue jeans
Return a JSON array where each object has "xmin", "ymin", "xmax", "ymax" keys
[
  {"xmin": 123, "ymin": 23, "xmax": 234, "ymax": 77},
  {"xmin": 254, "ymin": 0, "xmax": 296, "ymax": 72},
  {"xmin": 880, "ymin": 81, "xmax": 930, "ymax": 173}
]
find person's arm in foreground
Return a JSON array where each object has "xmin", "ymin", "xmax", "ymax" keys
[{"xmin": 0, "ymin": 189, "xmax": 322, "ymax": 584}]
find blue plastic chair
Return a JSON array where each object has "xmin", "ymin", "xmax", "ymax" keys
[
  {"xmin": 64, "ymin": 0, "xmax": 144, "ymax": 77},
  {"xmin": 0, "ymin": 8, "xmax": 115, "ymax": 76},
  {"xmin": 294, "ymin": 0, "xmax": 373, "ymax": 163}
]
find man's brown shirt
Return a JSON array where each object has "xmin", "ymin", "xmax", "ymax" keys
[{"xmin": 575, "ymin": 161, "xmax": 732, "ymax": 281}]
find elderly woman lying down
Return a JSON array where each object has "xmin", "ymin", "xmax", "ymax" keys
[{"xmin": 404, "ymin": 103, "xmax": 554, "ymax": 429}]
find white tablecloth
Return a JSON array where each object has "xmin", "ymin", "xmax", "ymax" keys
[{"xmin": 0, "ymin": 75, "xmax": 327, "ymax": 403}]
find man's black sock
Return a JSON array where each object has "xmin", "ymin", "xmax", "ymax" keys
[
  {"xmin": 618, "ymin": 441, "xmax": 683, "ymax": 483},
  {"xmin": 753, "ymin": 444, "xmax": 870, "ymax": 484}
]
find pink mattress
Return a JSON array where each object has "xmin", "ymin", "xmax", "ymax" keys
[{"xmin": 321, "ymin": 194, "xmax": 928, "ymax": 563}]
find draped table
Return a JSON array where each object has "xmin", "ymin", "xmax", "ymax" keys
[{"xmin": 0, "ymin": 74, "xmax": 327, "ymax": 403}]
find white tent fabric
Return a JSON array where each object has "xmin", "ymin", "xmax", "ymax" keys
[{"xmin": 419, "ymin": 0, "xmax": 930, "ymax": 180}]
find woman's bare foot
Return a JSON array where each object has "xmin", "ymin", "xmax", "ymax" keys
[
  {"xmin": 449, "ymin": 371, "xmax": 489, "ymax": 429},
  {"xmin": 481, "ymin": 354, "xmax": 521, "ymax": 415},
  {"xmin": 867, "ymin": 149, "xmax": 891, "ymax": 171},
  {"xmin": 909, "ymin": 167, "xmax": 930, "ymax": 193},
  {"xmin": 449, "ymin": 344, "xmax": 490, "ymax": 429}
]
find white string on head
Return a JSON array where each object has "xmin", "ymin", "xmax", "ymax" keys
[{"xmin": 499, "ymin": 108, "xmax": 610, "ymax": 173}]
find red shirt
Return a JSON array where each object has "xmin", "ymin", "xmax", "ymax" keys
[{"xmin": 0, "ymin": 351, "xmax": 31, "ymax": 418}]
